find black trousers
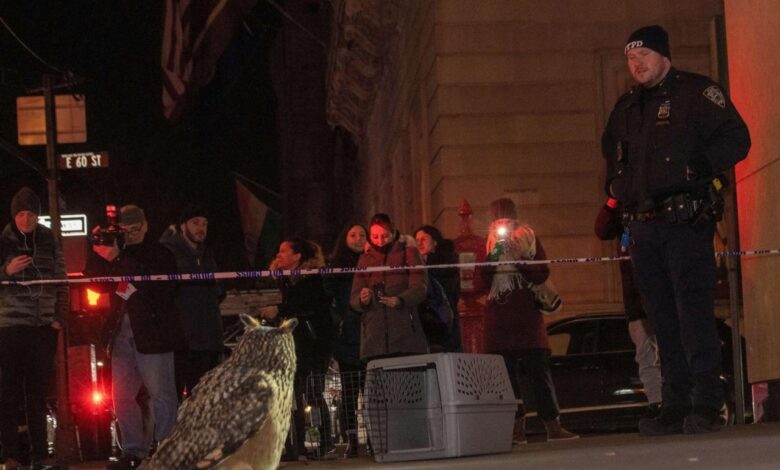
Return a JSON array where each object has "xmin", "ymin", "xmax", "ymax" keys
[
  {"xmin": 504, "ymin": 349, "xmax": 560, "ymax": 422},
  {"xmin": 0, "ymin": 325, "xmax": 59, "ymax": 461},
  {"xmin": 630, "ymin": 219, "xmax": 723, "ymax": 413}
]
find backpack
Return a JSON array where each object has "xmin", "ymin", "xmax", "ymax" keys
[{"xmin": 418, "ymin": 276, "xmax": 455, "ymax": 352}]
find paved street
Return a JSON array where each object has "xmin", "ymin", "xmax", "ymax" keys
[{"xmin": 69, "ymin": 422, "xmax": 780, "ymax": 469}]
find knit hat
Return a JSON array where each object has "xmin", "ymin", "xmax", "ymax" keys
[
  {"xmin": 489, "ymin": 198, "xmax": 517, "ymax": 221},
  {"xmin": 178, "ymin": 204, "xmax": 208, "ymax": 224},
  {"xmin": 10, "ymin": 187, "xmax": 41, "ymax": 216},
  {"xmin": 625, "ymin": 25, "xmax": 671, "ymax": 59},
  {"xmin": 120, "ymin": 205, "xmax": 146, "ymax": 225}
]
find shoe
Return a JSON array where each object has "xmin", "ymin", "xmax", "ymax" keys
[
  {"xmin": 683, "ymin": 408, "xmax": 721, "ymax": 434},
  {"xmin": 2, "ymin": 458, "xmax": 22, "ymax": 470},
  {"xmin": 638, "ymin": 407, "xmax": 686, "ymax": 436},
  {"xmin": 512, "ymin": 417, "xmax": 527, "ymax": 445},
  {"xmin": 543, "ymin": 418, "xmax": 579, "ymax": 441},
  {"xmin": 30, "ymin": 458, "xmax": 66, "ymax": 470}
]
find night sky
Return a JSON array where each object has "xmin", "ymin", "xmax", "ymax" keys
[{"xmin": 1, "ymin": 1, "xmax": 284, "ymax": 269}]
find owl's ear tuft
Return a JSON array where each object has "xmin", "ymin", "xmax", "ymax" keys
[
  {"xmin": 240, "ymin": 313, "xmax": 261, "ymax": 329},
  {"xmin": 279, "ymin": 318, "xmax": 298, "ymax": 333}
]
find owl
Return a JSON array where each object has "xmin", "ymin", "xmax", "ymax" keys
[{"xmin": 138, "ymin": 315, "xmax": 298, "ymax": 470}]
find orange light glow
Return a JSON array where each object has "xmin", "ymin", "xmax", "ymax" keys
[
  {"xmin": 86, "ymin": 289, "xmax": 101, "ymax": 307},
  {"xmin": 91, "ymin": 390, "xmax": 104, "ymax": 405}
]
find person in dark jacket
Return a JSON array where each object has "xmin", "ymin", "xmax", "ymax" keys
[
  {"xmin": 0, "ymin": 187, "xmax": 69, "ymax": 470},
  {"xmin": 414, "ymin": 224, "xmax": 462, "ymax": 352},
  {"xmin": 594, "ymin": 198, "xmax": 662, "ymax": 415},
  {"xmin": 259, "ymin": 238, "xmax": 334, "ymax": 459},
  {"xmin": 323, "ymin": 223, "xmax": 367, "ymax": 457},
  {"xmin": 86, "ymin": 205, "xmax": 185, "ymax": 468},
  {"xmin": 602, "ymin": 25, "xmax": 750, "ymax": 436},
  {"xmin": 480, "ymin": 198, "xmax": 577, "ymax": 444},
  {"xmin": 160, "ymin": 205, "xmax": 224, "ymax": 401},
  {"xmin": 350, "ymin": 214, "xmax": 428, "ymax": 362}
]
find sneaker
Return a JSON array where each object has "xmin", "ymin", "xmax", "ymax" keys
[
  {"xmin": 638, "ymin": 407, "xmax": 685, "ymax": 436},
  {"xmin": 683, "ymin": 410, "xmax": 721, "ymax": 434}
]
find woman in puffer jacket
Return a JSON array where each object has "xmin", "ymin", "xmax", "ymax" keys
[{"xmin": 350, "ymin": 213, "xmax": 428, "ymax": 362}]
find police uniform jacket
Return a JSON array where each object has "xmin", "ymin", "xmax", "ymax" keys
[{"xmin": 602, "ymin": 68, "xmax": 750, "ymax": 212}]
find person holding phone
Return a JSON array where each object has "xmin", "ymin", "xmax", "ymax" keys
[
  {"xmin": 350, "ymin": 213, "xmax": 428, "ymax": 362},
  {"xmin": 0, "ymin": 187, "xmax": 69, "ymax": 470}
]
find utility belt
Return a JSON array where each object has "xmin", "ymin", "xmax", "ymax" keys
[{"xmin": 623, "ymin": 178, "xmax": 726, "ymax": 229}]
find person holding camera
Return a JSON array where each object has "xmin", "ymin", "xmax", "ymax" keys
[
  {"xmin": 0, "ymin": 187, "xmax": 69, "ymax": 470},
  {"xmin": 350, "ymin": 213, "xmax": 428, "ymax": 362},
  {"xmin": 85, "ymin": 205, "xmax": 185, "ymax": 469},
  {"xmin": 480, "ymin": 198, "xmax": 577, "ymax": 444},
  {"xmin": 602, "ymin": 25, "xmax": 750, "ymax": 436}
]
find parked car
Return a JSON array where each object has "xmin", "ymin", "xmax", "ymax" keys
[{"xmin": 518, "ymin": 313, "xmax": 749, "ymax": 433}]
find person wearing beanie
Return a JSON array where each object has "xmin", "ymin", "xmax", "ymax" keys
[
  {"xmin": 603, "ymin": 25, "xmax": 750, "ymax": 436},
  {"xmin": 479, "ymin": 198, "xmax": 576, "ymax": 444},
  {"xmin": 159, "ymin": 204, "xmax": 224, "ymax": 403},
  {"xmin": 85, "ymin": 204, "xmax": 185, "ymax": 468},
  {"xmin": 0, "ymin": 187, "xmax": 69, "ymax": 469}
]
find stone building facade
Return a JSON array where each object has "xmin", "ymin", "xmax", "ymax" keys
[{"xmin": 326, "ymin": 0, "xmax": 725, "ymax": 315}]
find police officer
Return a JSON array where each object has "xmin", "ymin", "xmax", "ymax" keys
[{"xmin": 602, "ymin": 25, "xmax": 750, "ymax": 436}]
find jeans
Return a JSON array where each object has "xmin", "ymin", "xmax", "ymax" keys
[
  {"xmin": 111, "ymin": 315, "xmax": 177, "ymax": 459},
  {"xmin": 0, "ymin": 326, "xmax": 58, "ymax": 461}
]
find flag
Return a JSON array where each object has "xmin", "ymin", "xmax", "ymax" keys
[
  {"xmin": 234, "ymin": 175, "xmax": 281, "ymax": 268},
  {"xmin": 161, "ymin": 0, "xmax": 258, "ymax": 121}
]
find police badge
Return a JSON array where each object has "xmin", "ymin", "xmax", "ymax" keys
[
  {"xmin": 657, "ymin": 99, "xmax": 671, "ymax": 122},
  {"xmin": 703, "ymin": 85, "xmax": 726, "ymax": 108}
]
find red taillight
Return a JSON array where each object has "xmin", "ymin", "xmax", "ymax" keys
[{"xmin": 91, "ymin": 390, "xmax": 105, "ymax": 406}]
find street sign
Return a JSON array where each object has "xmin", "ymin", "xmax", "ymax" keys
[
  {"xmin": 38, "ymin": 214, "xmax": 88, "ymax": 237},
  {"xmin": 58, "ymin": 151, "xmax": 110, "ymax": 169}
]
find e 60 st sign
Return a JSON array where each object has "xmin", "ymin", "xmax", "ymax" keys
[{"xmin": 59, "ymin": 151, "xmax": 110, "ymax": 169}]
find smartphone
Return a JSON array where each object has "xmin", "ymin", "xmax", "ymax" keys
[{"xmin": 372, "ymin": 281, "xmax": 385, "ymax": 300}]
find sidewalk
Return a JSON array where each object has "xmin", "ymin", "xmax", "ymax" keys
[{"xmin": 70, "ymin": 422, "xmax": 780, "ymax": 469}]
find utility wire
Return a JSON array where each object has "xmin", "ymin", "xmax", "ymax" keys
[
  {"xmin": 264, "ymin": 0, "xmax": 327, "ymax": 49},
  {"xmin": 0, "ymin": 15, "xmax": 66, "ymax": 74}
]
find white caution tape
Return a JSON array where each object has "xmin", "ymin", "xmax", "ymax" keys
[{"xmin": 2, "ymin": 248, "xmax": 778, "ymax": 287}]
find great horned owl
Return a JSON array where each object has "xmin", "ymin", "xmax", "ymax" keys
[{"xmin": 138, "ymin": 315, "xmax": 297, "ymax": 470}]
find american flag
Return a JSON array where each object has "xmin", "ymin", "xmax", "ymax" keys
[{"xmin": 161, "ymin": 0, "xmax": 258, "ymax": 121}]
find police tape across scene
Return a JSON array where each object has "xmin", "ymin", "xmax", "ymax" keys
[{"xmin": 2, "ymin": 248, "xmax": 779, "ymax": 287}]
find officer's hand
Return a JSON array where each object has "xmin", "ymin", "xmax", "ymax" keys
[
  {"xmin": 4, "ymin": 255, "xmax": 33, "ymax": 276},
  {"xmin": 93, "ymin": 241, "xmax": 120, "ymax": 262}
]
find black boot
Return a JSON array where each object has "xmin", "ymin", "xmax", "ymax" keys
[{"xmin": 638, "ymin": 406, "xmax": 686, "ymax": 436}]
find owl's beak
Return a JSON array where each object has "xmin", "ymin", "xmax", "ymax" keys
[{"xmin": 279, "ymin": 318, "xmax": 298, "ymax": 332}]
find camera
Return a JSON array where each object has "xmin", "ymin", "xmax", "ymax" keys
[
  {"xmin": 494, "ymin": 222, "xmax": 512, "ymax": 243},
  {"xmin": 90, "ymin": 205, "xmax": 125, "ymax": 246},
  {"xmin": 372, "ymin": 281, "xmax": 385, "ymax": 300}
]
